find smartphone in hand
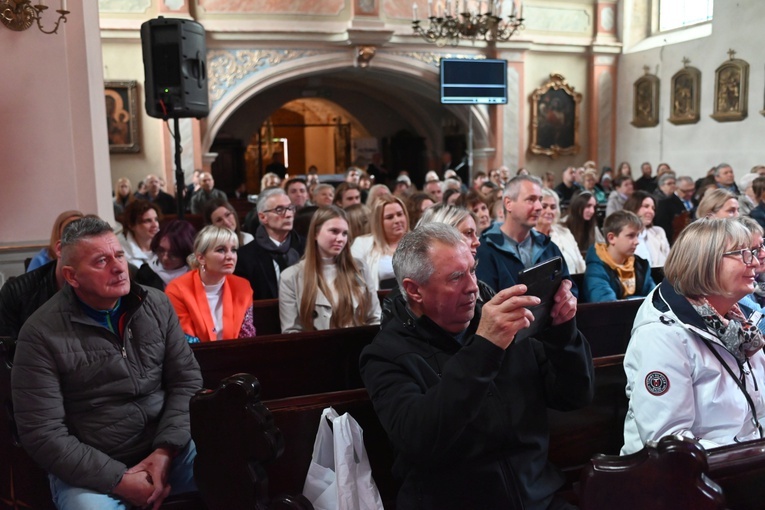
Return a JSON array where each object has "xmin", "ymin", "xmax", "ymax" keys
[{"xmin": 515, "ymin": 257, "xmax": 563, "ymax": 340}]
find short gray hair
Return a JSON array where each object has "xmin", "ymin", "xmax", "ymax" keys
[
  {"xmin": 60, "ymin": 217, "xmax": 113, "ymax": 265},
  {"xmin": 714, "ymin": 163, "xmax": 732, "ymax": 176},
  {"xmin": 393, "ymin": 223, "xmax": 465, "ymax": 297},
  {"xmin": 677, "ymin": 176, "xmax": 694, "ymax": 187},
  {"xmin": 738, "ymin": 216, "xmax": 764, "ymax": 236},
  {"xmin": 657, "ymin": 172, "xmax": 677, "ymax": 187},
  {"xmin": 257, "ymin": 187, "xmax": 287, "ymax": 213},
  {"xmin": 503, "ymin": 175, "xmax": 543, "ymax": 200}
]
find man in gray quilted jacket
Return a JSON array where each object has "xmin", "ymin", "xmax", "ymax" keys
[{"xmin": 11, "ymin": 217, "xmax": 202, "ymax": 510}]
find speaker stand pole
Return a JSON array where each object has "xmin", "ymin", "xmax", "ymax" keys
[{"xmin": 173, "ymin": 116, "xmax": 186, "ymax": 219}]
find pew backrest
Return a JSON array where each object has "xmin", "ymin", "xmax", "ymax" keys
[{"xmin": 191, "ymin": 325, "xmax": 380, "ymax": 400}]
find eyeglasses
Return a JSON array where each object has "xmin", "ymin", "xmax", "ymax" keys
[
  {"xmin": 155, "ymin": 249, "xmax": 182, "ymax": 260},
  {"xmin": 723, "ymin": 245, "xmax": 764, "ymax": 265},
  {"xmin": 262, "ymin": 205, "xmax": 296, "ymax": 216}
]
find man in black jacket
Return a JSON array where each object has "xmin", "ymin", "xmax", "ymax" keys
[
  {"xmin": 360, "ymin": 224, "xmax": 594, "ymax": 510},
  {"xmin": 0, "ymin": 252, "xmax": 65, "ymax": 339},
  {"xmin": 655, "ymin": 175, "xmax": 696, "ymax": 244},
  {"xmin": 235, "ymin": 188, "xmax": 306, "ymax": 299}
]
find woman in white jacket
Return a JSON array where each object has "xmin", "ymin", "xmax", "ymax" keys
[
  {"xmin": 622, "ymin": 218, "xmax": 765, "ymax": 455},
  {"xmin": 279, "ymin": 206, "xmax": 381, "ymax": 333}
]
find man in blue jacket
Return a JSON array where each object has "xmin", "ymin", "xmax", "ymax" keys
[{"xmin": 476, "ymin": 175, "xmax": 572, "ymax": 293}]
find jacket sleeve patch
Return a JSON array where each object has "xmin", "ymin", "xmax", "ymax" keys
[{"xmin": 645, "ymin": 371, "xmax": 670, "ymax": 396}]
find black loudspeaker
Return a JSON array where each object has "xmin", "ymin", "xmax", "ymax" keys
[{"xmin": 141, "ymin": 17, "xmax": 209, "ymax": 119}]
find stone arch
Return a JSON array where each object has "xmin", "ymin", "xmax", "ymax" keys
[{"xmin": 202, "ymin": 49, "xmax": 491, "ymax": 159}]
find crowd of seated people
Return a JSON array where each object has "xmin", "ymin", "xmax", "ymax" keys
[{"xmin": 9, "ymin": 158, "xmax": 765, "ymax": 508}]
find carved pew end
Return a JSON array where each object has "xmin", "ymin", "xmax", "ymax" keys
[
  {"xmin": 191, "ymin": 373, "xmax": 311, "ymax": 510},
  {"xmin": 578, "ymin": 435, "xmax": 726, "ymax": 510}
]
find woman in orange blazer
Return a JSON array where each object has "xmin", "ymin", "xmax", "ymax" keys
[{"xmin": 166, "ymin": 225, "xmax": 255, "ymax": 342}]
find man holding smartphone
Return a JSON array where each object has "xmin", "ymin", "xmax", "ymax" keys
[{"xmin": 360, "ymin": 223, "xmax": 594, "ymax": 510}]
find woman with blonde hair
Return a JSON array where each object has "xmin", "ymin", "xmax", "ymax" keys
[
  {"xmin": 166, "ymin": 225, "xmax": 255, "ymax": 342},
  {"xmin": 536, "ymin": 189, "xmax": 586, "ymax": 273},
  {"xmin": 27, "ymin": 210, "xmax": 84, "ymax": 272},
  {"xmin": 260, "ymin": 172, "xmax": 282, "ymax": 191},
  {"xmin": 352, "ymin": 195, "xmax": 410, "ymax": 291},
  {"xmin": 696, "ymin": 188, "xmax": 739, "ymax": 219},
  {"xmin": 113, "ymin": 177, "xmax": 134, "ymax": 216},
  {"xmin": 623, "ymin": 218, "xmax": 765, "ymax": 454},
  {"xmin": 279, "ymin": 206, "xmax": 380, "ymax": 332}
]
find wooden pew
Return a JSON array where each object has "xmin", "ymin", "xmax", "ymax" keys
[
  {"xmin": 576, "ymin": 299, "xmax": 642, "ymax": 358},
  {"xmin": 579, "ymin": 435, "xmax": 765, "ymax": 510},
  {"xmin": 578, "ymin": 435, "xmax": 726, "ymax": 510},
  {"xmin": 191, "ymin": 325, "xmax": 379, "ymax": 400},
  {"xmin": 707, "ymin": 438, "xmax": 765, "ymax": 510}
]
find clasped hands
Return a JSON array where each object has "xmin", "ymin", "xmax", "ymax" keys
[
  {"xmin": 476, "ymin": 279, "xmax": 577, "ymax": 350},
  {"xmin": 113, "ymin": 447, "xmax": 174, "ymax": 509}
]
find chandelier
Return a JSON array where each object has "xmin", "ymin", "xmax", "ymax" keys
[
  {"xmin": 412, "ymin": 0, "xmax": 524, "ymax": 46},
  {"xmin": 0, "ymin": 0, "xmax": 69, "ymax": 35}
]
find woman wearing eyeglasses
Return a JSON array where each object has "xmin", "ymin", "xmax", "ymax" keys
[
  {"xmin": 134, "ymin": 219, "xmax": 196, "ymax": 291},
  {"xmin": 279, "ymin": 206, "xmax": 380, "ymax": 333},
  {"xmin": 622, "ymin": 218, "xmax": 765, "ymax": 455},
  {"xmin": 166, "ymin": 226, "xmax": 255, "ymax": 342}
]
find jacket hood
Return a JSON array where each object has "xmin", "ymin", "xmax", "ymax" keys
[{"xmin": 633, "ymin": 280, "xmax": 716, "ymax": 343}]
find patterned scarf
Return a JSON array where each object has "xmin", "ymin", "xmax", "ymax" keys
[{"xmin": 691, "ymin": 299, "xmax": 765, "ymax": 364}]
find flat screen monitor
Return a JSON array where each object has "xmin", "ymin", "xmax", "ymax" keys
[{"xmin": 440, "ymin": 58, "xmax": 508, "ymax": 105}]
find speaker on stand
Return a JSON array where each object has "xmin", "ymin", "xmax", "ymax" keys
[{"xmin": 141, "ymin": 17, "xmax": 209, "ymax": 218}]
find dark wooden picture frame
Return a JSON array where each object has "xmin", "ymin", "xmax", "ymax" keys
[
  {"xmin": 632, "ymin": 69, "xmax": 659, "ymax": 128},
  {"xmin": 668, "ymin": 62, "xmax": 701, "ymax": 125},
  {"xmin": 105, "ymin": 80, "xmax": 140, "ymax": 153},
  {"xmin": 710, "ymin": 51, "xmax": 748, "ymax": 122},
  {"xmin": 529, "ymin": 73, "xmax": 582, "ymax": 158}
]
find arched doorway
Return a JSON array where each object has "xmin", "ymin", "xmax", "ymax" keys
[{"xmin": 203, "ymin": 52, "xmax": 492, "ymax": 192}]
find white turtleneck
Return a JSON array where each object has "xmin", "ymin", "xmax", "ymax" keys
[{"xmin": 203, "ymin": 278, "xmax": 225, "ymax": 340}]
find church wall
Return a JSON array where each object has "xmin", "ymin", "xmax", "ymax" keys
[
  {"xmin": 615, "ymin": 1, "xmax": 765, "ymax": 180},
  {"xmin": 0, "ymin": 0, "xmax": 112, "ymax": 281},
  {"xmin": 523, "ymin": 52, "xmax": 592, "ymax": 175}
]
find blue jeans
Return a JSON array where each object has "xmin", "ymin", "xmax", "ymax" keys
[{"xmin": 48, "ymin": 441, "xmax": 197, "ymax": 510}]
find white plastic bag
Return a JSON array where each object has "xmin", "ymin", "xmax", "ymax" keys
[{"xmin": 303, "ymin": 407, "xmax": 385, "ymax": 510}]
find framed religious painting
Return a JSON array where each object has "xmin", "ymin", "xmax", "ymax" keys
[
  {"xmin": 632, "ymin": 68, "xmax": 659, "ymax": 127},
  {"xmin": 710, "ymin": 50, "xmax": 748, "ymax": 122},
  {"xmin": 105, "ymin": 80, "xmax": 140, "ymax": 153},
  {"xmin": 529, "ymin": 73, "xmax": 582, "ymax": 158},
  {"xmin": 668, "ymin": 60, "xmax": 701, "ymax": 125}
]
